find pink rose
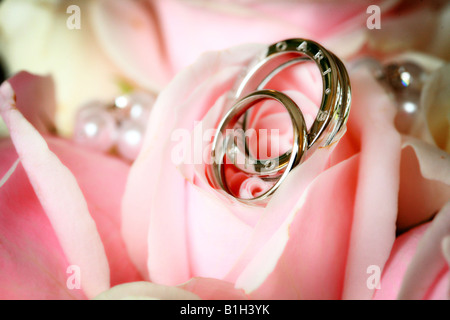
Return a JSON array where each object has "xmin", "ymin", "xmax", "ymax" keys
[
  {"xmin": 121, "ymin": 43, "xmax": 450, "ymax": 299},
  {"xmin": 1, "ymin": 1, "xmax": 449, "ymax": 301}
]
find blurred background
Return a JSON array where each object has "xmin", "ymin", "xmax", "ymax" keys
[
  {"xmin": 0, "ymin": 61, "xmax": 4, "ymax": 84},
  {"xmin": 0, "ymin": 0, "xmax": 3, "ymax": 84},
  {"xmin": 0, "ymin": 0, "xmax": 448, "ymax": 140}
]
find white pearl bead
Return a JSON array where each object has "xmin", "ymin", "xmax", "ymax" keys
[
  {"xmin": 115, "ymin": 91, "xmax": 155, "ymax": 125},
  {"xmin": 384, "ymin": 62, "xmax": 426, "ymax": 92},
  {"xmin": 393, "ymin": 89, "xmax": 422, "ymax": 134},
  {"xmin": 116, "ymin": 119, "xmax": 145, "ymax": 161},
  {"xmin": 383, "ymin": 62, "xmax": 427, "ymax": 134},
  {"xmin": 73, "ymin": 101, "xmax": 117, "ymax": 152}
]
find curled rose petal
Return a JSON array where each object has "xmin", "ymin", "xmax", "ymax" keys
[
  {"xmin": 0, "ymin": 136, "xmax": 142, "ymax": 299},
  {"xmin": 372, "ymin": 223, "xmax": 428, "ymax": 300},
  {"xmin": 2, "ymin": 72, "xmax": 142, "ymax": 292},
  {"xmin": 0, "ymin": 140, "xmax": 86, "ymax": 299},
  {"xmin": 6, "ymin": 72, "xmax": 56, "ymax": 134},
  {"xmin": 230, "ymin": 148, "xmax": 355, "ymax": 299},
  {"xmin": 341, "ymin": 67, "xmax": 401, "ymax": 300},
  {"xmin": 397, "ymin": 201, "xmax": 450, "ymax": 299},
  {"xmin": 397, "ymin": 137, "xmax": 450, "ymax": 231},
  {"xmin": 238, "ymin": 177, "xmax": 273, "ymax": 199},
  {"xmin": 374, "ymin": 202, "xmax": 450, "ymax": 300},
  {"xmin": 0, "ymin": 80, "xmax": 110, "ymax": 298},
  {"xmin": 48, "ymin": 137, "xmax": 143, "ymax": 288}
]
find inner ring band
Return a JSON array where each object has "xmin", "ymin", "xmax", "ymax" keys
[{"xmin": 210, "ymin": 89, "xmax": 308, "ymax": 205}]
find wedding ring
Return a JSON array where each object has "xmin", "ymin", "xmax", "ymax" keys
[
  {"xmin": 209, "ymin": 38, "xmax": 351, "ymax": 204},
  {"xmin": 210, "ymin": 89, "xmax": 308, "ymax": 203}
]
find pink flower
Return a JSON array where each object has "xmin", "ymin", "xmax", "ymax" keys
[
  {"xmin": 1, "ymin": 1, "xmax": 449, "ymax": 301},
  {"xmin": 122, "ymin": 43, "xmax": 450, "ymax": 299}
]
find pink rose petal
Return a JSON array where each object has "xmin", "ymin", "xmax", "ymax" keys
[
  {"xmin": 223, "ymin": 144, "xmax": 336, "ymax": 287},
  {"xmin": 90, "ymin": 0, "xmax": 171, "ymax": 92},
  {"xmin": 47, "ymin": 137, "xmax": 142, "ymax": 287},
  {"xmin": 423, "ymin": 269, "xmax": 449, "ymax": 300},
  {"xmin": 234, "ymin": 151, "xmax": 357, "ymax": 299},
  {"xmin": 0, "ymin": 81, "xmax": 109, "ymax": 298},
  {"xmin": 7, "ymin": 71, "xmax": 56, "ymax": 134},
  {"xmin": 372, "ymin": 223, "xmax": 428, "ymax": 300},
  {"xmin": 342, "ymin": 68, "xmax": 402, "ymax": 300},
  {"xmin": 397, "ymin": 138, "xmax": 450, "ymax": 231},
  {"xmin": 0, "ymin": 141, "xmax": 86, "ymax": 299},
  {"xmin": 398, "ymin": 202, "xmax": 450, "ymax": 299},
  {"xmin": 185, "ymin": 182, "xmax": 255, "ymax": 280}
]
